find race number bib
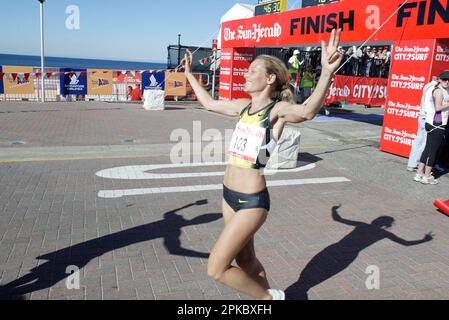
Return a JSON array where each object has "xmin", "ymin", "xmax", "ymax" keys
[{"xmin": 228, "ymin": 122, "xmax": 266, "ymax": 164}]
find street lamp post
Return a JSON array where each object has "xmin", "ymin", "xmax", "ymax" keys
[
  {"xmin": 178, "ymin": 34, "xmax": 181, "ymax": 67},
  {"xmin": 39, "ymin": 0, "xmax": 45, "ymax": 103}
]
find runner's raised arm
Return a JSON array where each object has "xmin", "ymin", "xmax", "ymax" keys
[{"xmin": 276, "ymin": 29, "xmax": 343, "ymax": 124}]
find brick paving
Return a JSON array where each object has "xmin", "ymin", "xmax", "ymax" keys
[{"xmin": 0, "ymin": 102, "xmax": 449, "ymax": 300}]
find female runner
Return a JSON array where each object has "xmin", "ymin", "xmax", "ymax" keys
[{"xmin": 184, "ymin": 29, "xmax": 343, "ymax": 300}]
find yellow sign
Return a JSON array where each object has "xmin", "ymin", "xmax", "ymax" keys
[
  {"xmin": 3, "ymin": 66, "xmax": 35, "ymax": 95},
  {"xmin": 165, "ymin": 72, "xmax": 187, "ymax": 96},
  {"xmin": 87, "ymin": 69, "xmax": 113, "ymax": 95}
]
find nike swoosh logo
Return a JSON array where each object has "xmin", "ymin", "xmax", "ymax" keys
[{"xmin": 238, "ymin": 199, "xmax": 249, "ymax": 204}]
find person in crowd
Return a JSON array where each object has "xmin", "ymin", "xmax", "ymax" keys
[
  {"xmin": 288, "ymin": 49, "xmax": 303, "ymax": 101},
  {"xmin": 288, "ymin": 49, "xmax": 303, "ymax": 83},
  {"xmin": 131, "ymin": 84, "xmax": 142, "ymax": 101},
  {"xmin": 127, "ymin": 86, "xmax": 133, "ymax": 101},
  {"xmin": 365, "ymin": 47, "xmax": 375, "ymax": 77},
  {"xmin": 299, "ymin": 66, "xmax": 316, "ymax": 103},
  {"xmin": 374, "ymin": 48, "xmax": 383, "ymax": 77},
  {"xmin": 407, "ymin": 76, "xmax": 438, "ymax": 172},
  {"xmin": 415, "ymin": 71, "xmax": 449, "ymax": 185},
  {"xmin": 355, "ymin": 47, "xmax": 364, "ymax": 76},
  {"xmin": 342, "ymin": 47, "xmax": 355, "ymax": 76}
]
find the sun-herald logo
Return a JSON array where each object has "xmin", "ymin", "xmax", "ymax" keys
[{"xmin": 224, "ymin": 23, "xmax": 282, "ymax": 43}]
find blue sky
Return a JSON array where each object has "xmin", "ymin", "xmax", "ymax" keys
[{"xmin": 0, "ymin": 0, "xmax": 304, "ymax": 63}]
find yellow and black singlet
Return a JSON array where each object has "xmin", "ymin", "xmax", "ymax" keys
[{"xmin": 228, "ymin": 101, "xmax": 277, "ymax": 169}]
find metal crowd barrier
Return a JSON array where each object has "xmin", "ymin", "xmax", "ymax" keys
[{"xmin": 0, "ymin": 70, "xmax": 210, "ymax": 103}]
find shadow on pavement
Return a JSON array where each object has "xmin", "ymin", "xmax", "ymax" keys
[
  {"xmin": 0, "ymin": 200, "xmax": 220, "ymax": 300},
  {"xmin": 297, "ymin": 153, "xmax": 323, "ymax": 165},
  {"xmin": 317, "ymin": 108, "xmax": 384, "ymax": 126},
  {"xmin": 285, "ymin": 205, "xmax": 434, "ymax": 300}
]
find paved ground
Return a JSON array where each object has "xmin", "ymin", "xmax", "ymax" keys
[{"xmin": 0, "ymin": 101, "xmax": 449, "ymax": 300}]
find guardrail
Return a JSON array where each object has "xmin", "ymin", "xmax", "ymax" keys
[{"xmin": 0, "ymin": 69, "xmax": 210, "ymax": 103}]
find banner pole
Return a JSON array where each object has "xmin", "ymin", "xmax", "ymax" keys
[
  {"xmin": 39, "ymin": 0, "xmax": 45, "ymax": 103},
  {"xmin": 212, "ymin": 49, "xmax": 217, "ymax": 98}
]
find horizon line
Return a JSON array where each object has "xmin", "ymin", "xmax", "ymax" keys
[{"xmin": 0, "ymin": 52, "xmax": 166, "ymax": 64}]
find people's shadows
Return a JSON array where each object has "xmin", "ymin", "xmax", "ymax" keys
[
  {"xmin": 285, "ymin": 205, "xmax": 434, "ymax": 300},
  {"xmin": 0, "ymin": 200, "xmax": 220, "ymax": 300}
]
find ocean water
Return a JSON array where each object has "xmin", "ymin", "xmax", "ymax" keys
[{"xmin": 0, "ymin": 54, "xmax": 167, "ymax": 71}]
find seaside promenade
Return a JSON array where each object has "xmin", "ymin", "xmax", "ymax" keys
[{"xmin": 0, "ymin": 101, "xmax": 449, "ymax": 300}]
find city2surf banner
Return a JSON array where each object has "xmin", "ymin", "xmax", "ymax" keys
[
  {"xmin": 432, "ymin": 39, "xmax": 449, "ymax": 73},
  {"xmin": 0, "ymin": 66, "xmax": 4, "ymax": 94},
  {"xmin": 218, "ymin": 47, "xmax": 255, "ymax": 100},
  {"xmin": 324, "ymin": 75, "xmax": 388, "ymax": 107},
  {"xmin": 221, "ymin": 0, "xmax": 449, "ymax": 48},
  {"xmin": 380, "ymin": 39, "xmax": 436, "ymax": 157},
  {"xmin": 60, "ymin": 68, "xmax": 87, "ymax": 95},
  {"xmin": 218, "ymin": 48, "xmax": 233, "ymax": 100}
]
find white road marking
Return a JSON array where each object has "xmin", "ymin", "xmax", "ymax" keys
[
  {"xmin": 95, "ymin": 162, "xmax": 317, "ymax": 180},
  {"xmin": 98, "ymin": 177, "xmax": 351, "ymax": 199}
]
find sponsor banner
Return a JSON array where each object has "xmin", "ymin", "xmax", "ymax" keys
[
  {"xmin": 87, "ymin": 69, "xmax": 113, "ymax": 95},
  {"xmin": 324, "ymin": 75, "xmax": 388, "ymax": 106},
  {"xmin": 380, "ymin": 39, "xmax": 436, "ymax": 157},
  {"xmin": 60, "ymin": 68, "xmax": 87, "ymax": 95},
  {"xmin": 432, "ymin": 39, "xmax": 449, "ymax": 75},
  {"xmin": 165, "ymin": 72, "xmax": 187, "ymax": 96},
  {"xmin": 2, "ymin": 66, "xmax": 35, "ymax": 95},
  {"xmin": 141, "ymin": 71, "xmax": 165, "ymax": 93},
  {"xmin": 232, "ymin": 48, "xmax": 254, "ymax": 99},
  {"xmin": 113, "ymin": 74, "xmax": 141, "ymax": 85},
  {"xmin": 0, "ymin": 66, "xmax": 3, "ymax": 94},
  {"xmin": 221, "ymin": 0, "xmax": 449, "ymax": 48},
  {"xmin": 219, "ymin": 48, "xmax": 235, "ymax": 100},
  {"xmin": 219, "ymin": 48, "xmax": 255, "ymax": 100}
]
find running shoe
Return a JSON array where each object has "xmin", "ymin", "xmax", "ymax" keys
[
  {"xmin": 407, "ymin": 166, "xmax": 417, "ymax": 172},
  {"xmin": 413, "ymin": 173, "xmax": 423, "ymax": 182},
  {"xmin": 421, "ymin": 176, "xmax": 439, "ymax": 185},
  {"xmin": 268, "ymin": 289, "xmax": 286, "ymax": 300}
]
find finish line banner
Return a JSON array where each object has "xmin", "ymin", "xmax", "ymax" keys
[
  {"xmin": 221, "ymin": 0, "xmax": 449, "ymax": 48},
  {"xmin": 325, "ymin": 75, "xmax": 388, "ymax": 107}
]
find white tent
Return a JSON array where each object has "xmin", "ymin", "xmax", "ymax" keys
[
  {"xmin": 212, "ymin": 3, "xmax": 255, "ymax": 71},
  {"xmin": 217, "ymin": 3, "xmax": 255, "ymax": 49}
]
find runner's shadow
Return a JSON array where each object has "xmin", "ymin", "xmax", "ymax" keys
[
  {"xmin": 285, "ymin": 205, "xmax": 434, "ymax": 300},
  {"xmin": 0, "ymin": 200, "xmax": 219, "ymax": 300}
]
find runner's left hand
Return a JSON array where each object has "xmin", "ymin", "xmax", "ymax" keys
[{"xmin": 321, "ymin": 29, "xmax": 343, "ymax": 76}]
